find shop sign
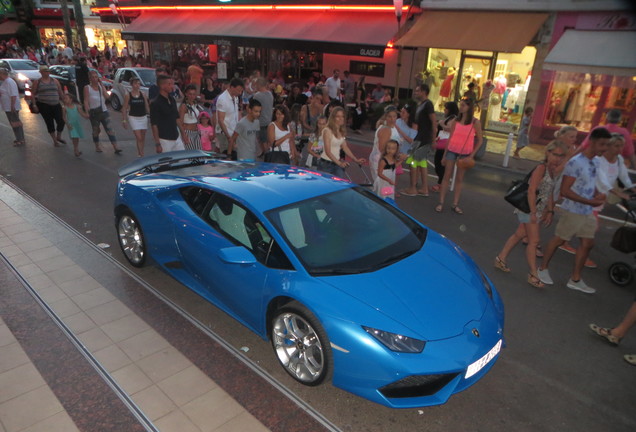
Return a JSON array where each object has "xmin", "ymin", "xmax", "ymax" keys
[
  {"xmin": 488, "ymin": 121, "xmax": 518, "ymax": 134},
  {"xmin": 359, "ymin": 48, "xmax": 383, "ymax": 58},
  {"xmin": 577, "ymin": 13, "xmax": 636, "ymax": 31}
]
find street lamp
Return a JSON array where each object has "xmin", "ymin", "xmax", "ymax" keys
[
  {"xmin": 393, "ymin": 0, "xmax": 405, "ymax": 101},
  {"xmin": 393, "ymin": 0, "xmax": 403, "ymax": 26}
]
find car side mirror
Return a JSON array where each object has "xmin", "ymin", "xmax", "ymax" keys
[{"xmin": 218, "ymin": 246, "xmax": 257, "ymax": 265}]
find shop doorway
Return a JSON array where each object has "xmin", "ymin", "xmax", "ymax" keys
[{"xmin": 456, "ymin": 53, "xmax": 494, "ymax": 106}]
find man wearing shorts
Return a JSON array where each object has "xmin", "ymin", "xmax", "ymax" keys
[
  {"xmin": 403, "ymin": 84, "xmax": 436, "ymax": 196},
  {"xmin": 537, "ymin": 127, "xmax": 611, "ymax": 293}
]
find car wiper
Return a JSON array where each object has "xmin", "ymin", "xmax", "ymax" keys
[
  {"xmin": 311, "ymin": 268, "xmax": 365, "ymax": 276},
  {"xmin": 378, "ymin": 250, "xmax": 414, "ymax": 267}
]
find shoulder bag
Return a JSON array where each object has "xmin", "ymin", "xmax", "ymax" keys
[
  {"xmin": 504, "ymin": 167, "xmax": 537, "ymax": 214},
  {"xmin": 264, "ymin": 147, "xmax": 291, "ymax": 165}
]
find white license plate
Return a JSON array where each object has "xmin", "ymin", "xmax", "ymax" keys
[{"xmin": 465, "ymin": 339, "xmax": 502, "ymax": 379}]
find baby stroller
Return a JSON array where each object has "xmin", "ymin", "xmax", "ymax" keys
[{"xmin": 608, "ymin": 197, "xmax": 636, "ymax": 286}]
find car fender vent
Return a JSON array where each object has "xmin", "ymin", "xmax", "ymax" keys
[{"xmin": 379, "ymin": 373, "xmax": 459, "ymax": 399}]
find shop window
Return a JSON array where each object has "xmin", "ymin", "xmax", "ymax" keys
[
  {"xmin": 349, "ymin": 61, "xmax": 385, "ymax": 78},
  {"xmin": 484, "ymin": 46, "xmax": 537, "ymax": 134},
  {"xmin": 544, "ymin": 72, "xmax": 600, "ymax": 130},
  {"xmin": 541, "ymin": 71, "xmax": 635, "ymax": 133},
  {"xmin": 424, "ymin": 48, "xmax": 461, "ymax": 111}
]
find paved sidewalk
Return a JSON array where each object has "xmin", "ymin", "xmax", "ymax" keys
[{"xmin": 0, "ymin": 180, "xmax": 335, "ymax": 432}]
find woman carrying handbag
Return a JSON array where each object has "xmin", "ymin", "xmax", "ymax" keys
[
  {"xmin": 436, "ymin": 97, "xmax": 483, "ymax": 214},
  {"xmin": 495, "ymin": 140, "xmax": 568, "ymax": 288},
  {"xmin": 267, "ymin": 104, "xmax": 298, "ymax": 165},
  {"xmin": 84, "ymin": 70, "xmax": 122, "ymax": 154}
]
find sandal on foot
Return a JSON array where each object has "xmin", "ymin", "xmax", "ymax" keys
[
  {"xmin": 56, "ymin": 138, "xmax": 67, "ymax": 144},
  {"xmin": 435, "ymin": 203, "xmax": 443, "ymax": 213},
  {"xmin": 527, "ymin": 273, "xmax": 545, "ymax": 288},
  {"xmin": 451, "ymin": 205, "xmax": 464, "ymax": 215},
  {"xmin": 588, "ymin": 324, "xmax": 620, "ymax": 345},
  {"xmin": 95, "ymin": 147, "xmax": 103, "ymax": 153},
  {"xmin": 417, "ymin": 190, "xmax": 429, "ymax": 197},
  {"xmin": 401, "ymin": 190, "xmax": 417, "ymax": 197},
  {"xmin": 624, "ymin": 354, "xmax": 636, "ymax": 366},
  {"xmin": 494, "ymin": 256, "xmax": 511, "ymax": 273},
  {"xmin": 431, "ymin": 184, "xmax": 440, "ymax": 193},
  {"xmin": 114, "ymin": 148, "xmax": 123, "ymax": 154},
  {"xmin": 74, "ymin": 151, "xmax": 82, "ymax": 157}
]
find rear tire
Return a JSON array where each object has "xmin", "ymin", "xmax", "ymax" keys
[
  {"xmin": 608, "ymin": 262, "xmax": 633, "ymax": 287},
  {"xmin": 116, "ymin": 210, "xmax": 146, "ymax": 267}
]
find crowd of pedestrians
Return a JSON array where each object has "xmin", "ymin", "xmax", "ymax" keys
[{"xmin": 1, "ymin": 39, "xmax": 633, "ymax": 367}]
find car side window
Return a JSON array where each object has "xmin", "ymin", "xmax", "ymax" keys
[
  {"xmin": 0, "ymin": 61, "xmax": 7, "ymax": 69},
  {"xmin": 180, "ymin": 187, "xmax": 213, "ymax": 215},
  {"xmin": 121, "ymin": 70, "xmax": 133, "ymax": 84},
  {"xmin": 204, "ymin": 194, "xmax": 292, "ymax": 270}
]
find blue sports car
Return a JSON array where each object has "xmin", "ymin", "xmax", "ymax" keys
[{"xmin": 114, "ymin": 150, "xmax": 505, "ymax": 408}]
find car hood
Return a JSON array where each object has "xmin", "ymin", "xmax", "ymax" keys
[
  {"xmin": 319, "ymin": 231, "xmax": 489, "ymax": 341},
  {"xmin": 17, "ymin": 70, "xmax": 41, "ymax": 80}
]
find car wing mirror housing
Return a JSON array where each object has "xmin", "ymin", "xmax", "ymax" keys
[{"xmin": 218, "ymin": 246, "xmax": 257, "ymax": 265}]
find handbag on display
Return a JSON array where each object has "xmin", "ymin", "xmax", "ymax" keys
[
  {"xmin": 504, "ymin": 168, "xmax": 535, "ymax": 214},
  {"xmin": 264, "ymin": 147, "xmax": 290, "ymax": 165}
]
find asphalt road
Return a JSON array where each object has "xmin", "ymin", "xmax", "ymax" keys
[{"xmin": 1, "ymin": 102, "xmax": 635, "ymax": 432}]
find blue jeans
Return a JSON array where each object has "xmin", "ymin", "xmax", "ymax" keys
[{"xmin": 317, "ymin": 158, "xmax": 345, "ymax": 178}]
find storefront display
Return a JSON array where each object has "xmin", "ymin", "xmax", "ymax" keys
[
  {"xmin": 543, "ymin": 72, "xmax": 636, "ymax": 138},
  {"xmin": 425, "ymin": 47, "xmax": 536, "ymax": 134}
]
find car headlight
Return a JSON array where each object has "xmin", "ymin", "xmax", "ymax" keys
[
  {"xmin": 480, "ymin": 271, "xmax": 493, "ymax": 298},
  {"xmin": 363, "ymin": 326, "xmax": 425, "ymax": 353},
  {"xmin": 16, "ymin": 73, "xmax": 28, "ymax": 81}
]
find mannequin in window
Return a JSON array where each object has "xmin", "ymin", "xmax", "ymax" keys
[
  {"xmin": 439, "ymin": 67, "xmax": 455, "ymax": 107},
  {"xmin": 479, "ymin": 80, "xmax": 494, "ymax": 112}
]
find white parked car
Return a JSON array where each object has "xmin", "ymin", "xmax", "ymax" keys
[
  {"xmin": 0, "ymin": 59, "xmax": 41, "ymax": 90},
  {"xmin": 109, "ymin": 67, "xmax": 156, "ymax": 111}
]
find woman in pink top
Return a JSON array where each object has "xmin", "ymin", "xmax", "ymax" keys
[{"xmin": 435, "ymin": 98, "xmax": 483, "ymax": 214}]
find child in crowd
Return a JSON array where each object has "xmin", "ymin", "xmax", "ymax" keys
[
  {"xmin": 306, "ymin": 115, "xmax": 327, "ymax": 167},
  {"xmin": 373, "ymin": 139, "xmax": 400, "ymax": 200},
  {"xmin": 514, "ymin": 106, "xmax": 533, "ymax": 158},
  {"xmin": 61, "ymin": 93, "xmax": 89, "ymax": 157},
  {"xmin": 198, "ymin": 111, "xmax": 215, "ymax": 152}
]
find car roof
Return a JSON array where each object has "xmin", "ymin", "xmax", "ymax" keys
[
  {"xmin": 119, "ymin": 67, "xmax": 155, "ymax": 71},
  {"xmin": 132, "ymin": 161, "xmax": 353, "ymax": 212}
]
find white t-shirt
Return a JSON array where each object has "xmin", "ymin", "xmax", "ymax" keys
[
  {"xmin": 325, "ymin": 76, "xmax": 341, "ymax": 99},
  {"xmin": 215, "ymin": 90, "xmax": 240, "ymax": 135},
  {"xmin": 0, "ymin": 78, "xmax": 20, "ymax": 111}
]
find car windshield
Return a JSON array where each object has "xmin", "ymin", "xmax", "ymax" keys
[
  {"xmin": 9, "ymin": 60, "xmax": 39, "ymax": 70},
  {"xmin": 136, "ymin": 69, "xmax": 156, "ymax": 86},
  {"xmin": 266, "ymin": 187, "xmax": 427, "ymax": 275}
]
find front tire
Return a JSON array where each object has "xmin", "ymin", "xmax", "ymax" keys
[
  {"xmin": 116, "ymin": 210, "xmax": 146, "ymax": 267},
  {"xmin": 271, "ymin": 301, "xmax": 332, "ymax": 386},
  {"xmin": 608, "ymin": 262, "xmax": 633, "ymax": 286},
  {"xmin": 110, "ymin": 93, "xmax": 121, "ymax": 111}
]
